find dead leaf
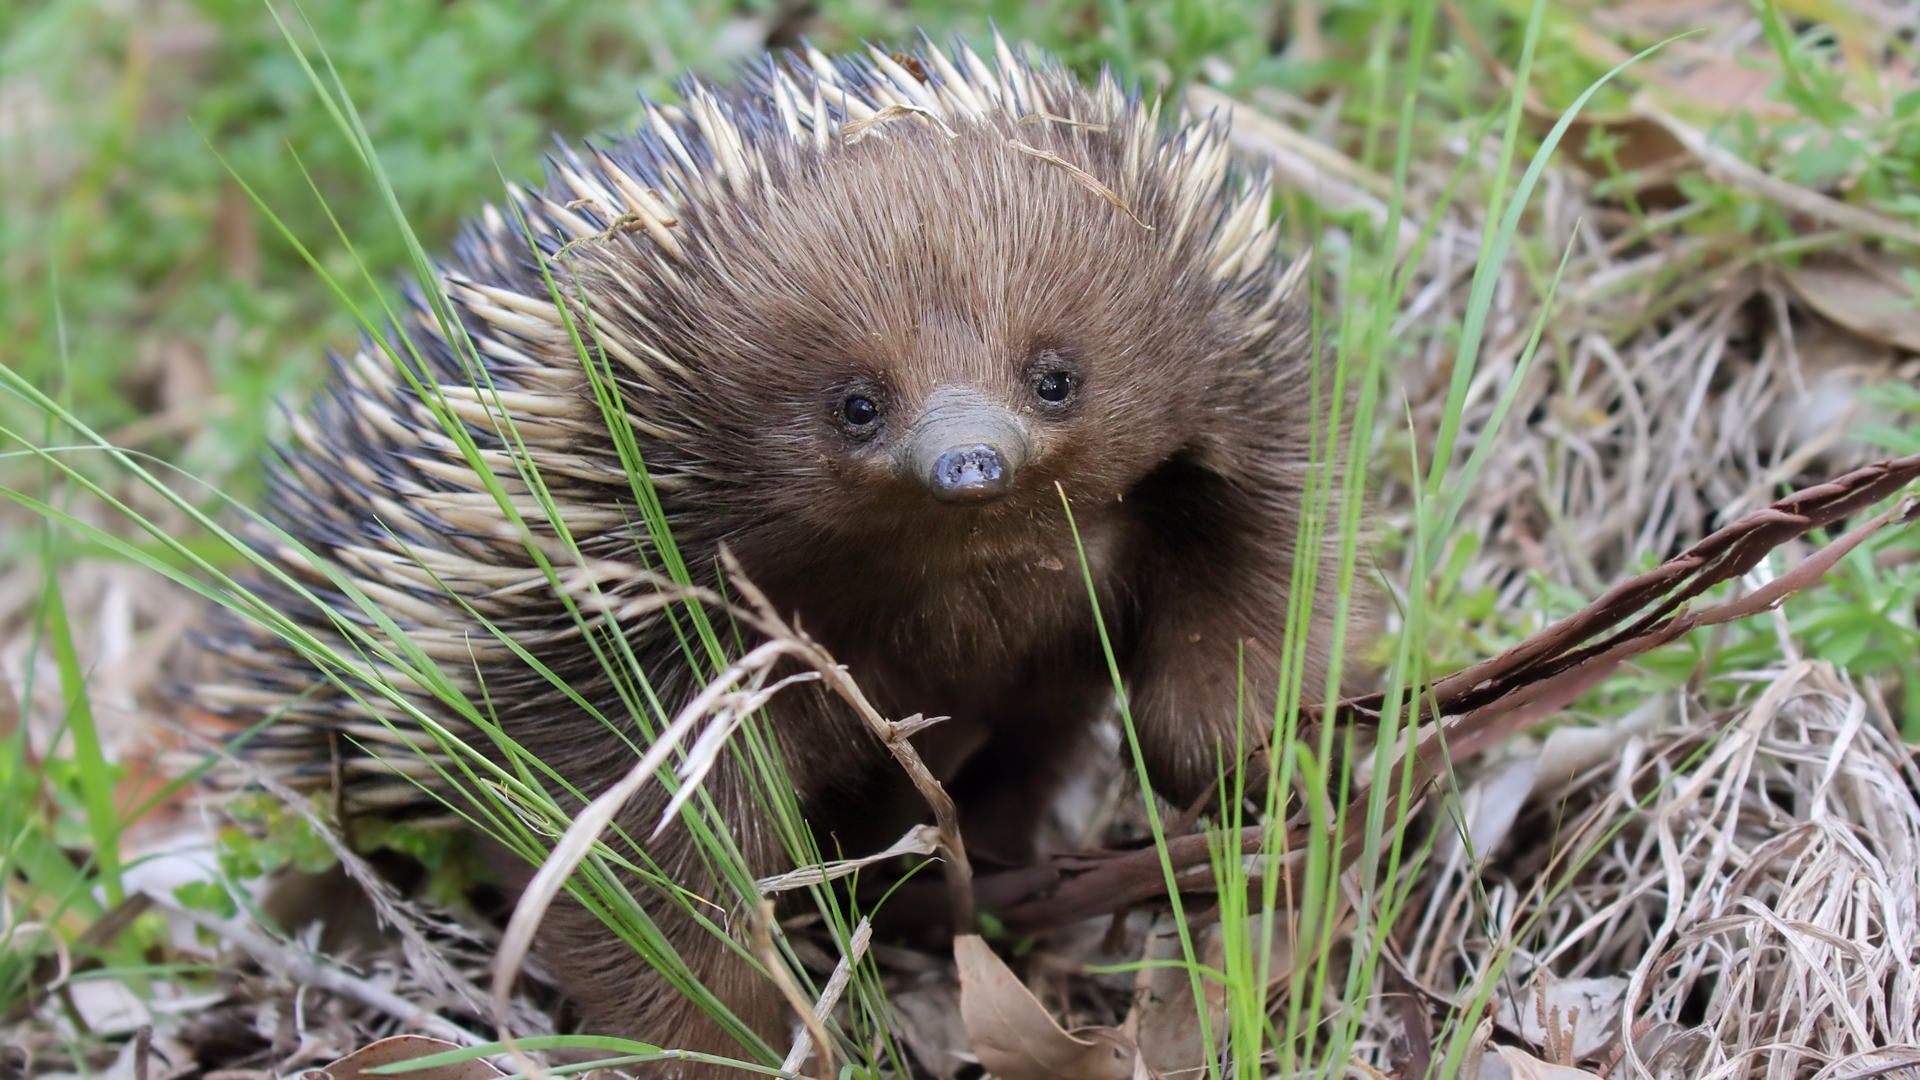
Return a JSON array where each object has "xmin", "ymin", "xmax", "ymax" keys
[
  {"xmin": 317, "ymin": 1036, "xmax": 503, "ymax": 1080},
  {"xmin": 1448, "ymin": 709, "xmax": 1661, "ymax": 866},
  {"xmin": 955, "ymin": 934, "xmax": 1137, "ymax": 1080},
  {"xmin": 1748, "ymin": 315, "xmax": 1901, "ymax": 485},
  {"xmin": 1444, "ymin": 757, "xmax": 1535, "ymax": 867},
  {"xmin": 1565, "ymin": 6, "xmax": 1803, "ymax": 121},
  {"xmin": 1495, "ymin": 975, "xmax": 1630, "ymax": 1061},
  {"xmin": 1592, "ymin": 0, "xmax": 1746, "ymax": 36},
  {"xmin": 1564, "ymin": 112, "xmax": 1690, "ymax": 180},
  {"xmin": 63, "ymin": 978, "xmax": 151, "ymax": 1038},
  {"xmin": 1458, "ymin": 1016, "xmax": 1496, "ymax": 1080},
  {"xmin": 1783, "ymin": 253, "xmax": 1920, "ymax": 354}
]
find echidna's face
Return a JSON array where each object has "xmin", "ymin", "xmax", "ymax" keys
[
  {"xmin": 631, "ymin": 123, "xmax": 1238, "ymax": 554},
  {"xmin": 825, "ymin": 347, "xmax": 1079, "ymax": 507},
  {"xmin": 771, "ymin": 243, "xmax": 1212, "ymax": 537}
]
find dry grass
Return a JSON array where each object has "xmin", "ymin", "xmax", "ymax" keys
[{"xmin": 1401, "ymin": 661, "xmax": 1920, "ymax": 1076}]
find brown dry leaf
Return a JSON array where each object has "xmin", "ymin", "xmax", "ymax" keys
[
  {"xmin": 1542, "ymin": 108, "xmax": 1689, "ymax": 179},
  {"xmin": 1568, "ymin": 4, "xmax": 1799, "ymax": 119},
  {"xmin": 1592, "ymin": 0, "xmax": 1742, "ymax": 35},
  {"xmin": 1782, "ymin": 253, "xmax": 1920, "ymax": 354},
  {"xmin": 317, "ymin": 1036, "xmax": 503, "ymax": 1080},
  {"xmin": 955, "ymin": 934, "xmax": 1137, "ymax": 1080},
  {"xmin": 1492, "ymin": 2, "xmax": 1836, "ymax": 199},
  {"xmin": 1517, "ymin": 57, "xmax": 1789, "ymax": 193}
]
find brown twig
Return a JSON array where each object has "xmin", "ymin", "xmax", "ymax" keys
[{"xmin": 1324, "ymin": 451, "xmax": 1920, "ymax": 728}]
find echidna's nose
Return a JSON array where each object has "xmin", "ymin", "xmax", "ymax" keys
[
  {"xmin": 904, "ymin": 388, "xmax": 1029, "ymax": 504},
  {"xmin": 929, "ymin": 444, "xmax": 1011, "ymax": 502}
]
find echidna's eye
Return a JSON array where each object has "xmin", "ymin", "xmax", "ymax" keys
[
  {"xmin": 1034, "ymin": 370, "xmax": 1073, "ymax": 405},
  {"xmin": 842, "ymin": 394, "xmax": 880, "ymax": 428}
]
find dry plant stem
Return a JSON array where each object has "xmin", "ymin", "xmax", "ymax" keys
[
  {"xmin": 780, "ymin": 917, "xmax": 872, "ymax": 1075},
  {"xmin": 756, "ymin": 825, "xmax": 941, "ymax": 895},
  {"xmin": 1638, "ymin": 103, "xmax": 1920, "ymax": 250},
  {"xmin": 1006, "ymin": 140, "xmax": 1154, "ymax": 230},
  {"xmin": 483, "ymin": 548, "xmax": 974, "ymax": 1073},
  {"xmin": 1583, "ymin": 660, "xmax": 1920, "ymax": 1074},
  {"xmin": 164, "ymin": 717, "xmax": 554, "ymax": 1034},
  {"xmin": 487, "ymin": 633, "xmax": 806, "ymax": 1078},
  {"xmin": 130, "ymin": 1027, "xmax": 153, "ymax": 1080},
  {"xmin": 151, "ymin": 892, "xmax": 488, "ymax": 1048},
  {"xmin": 0, "ymin": 895, "xmax": 146, "ymax": 1026},
  {"xmin": 838, "ymin": 103, "xmax": 959, "ymax": 144},
  {"xmin": 749, "ymin": 899, "xmax": 835, "ymax": 1079}
]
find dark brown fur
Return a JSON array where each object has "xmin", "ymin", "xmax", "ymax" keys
[{"xmin": 188, "ymin": 40, "xmax": 1370, "ymax": 1076}]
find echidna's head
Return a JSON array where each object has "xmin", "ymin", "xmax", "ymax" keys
[
  {"xmin": 685, "ymin": 124, "xmax": 1227, "ymax": 524},
  {"xmin": 503, "ymin": 38, "xmax": 1303, "ymax": 566}
]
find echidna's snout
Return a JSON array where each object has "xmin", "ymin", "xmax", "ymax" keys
[
  {"xmin": 905, "ymin": 388, "xmax": 1028, "ymax": 504},
  {"xmin": 930, "ymin": 444, "xmax": 1009, "ymax": 501}
]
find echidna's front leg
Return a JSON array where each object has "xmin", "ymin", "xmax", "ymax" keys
[
  {"xmin": 1121, "ymin": 466, "xmax": 1359, "ymax": 810},
  {"xmin": 1125, "ymin": 614, "xmax": 1294, "ymax": 810}
]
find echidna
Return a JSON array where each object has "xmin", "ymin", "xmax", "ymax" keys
[{"xmin": 187, "ymin": 32, "xmax": 1367, "ymax": 1074}]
